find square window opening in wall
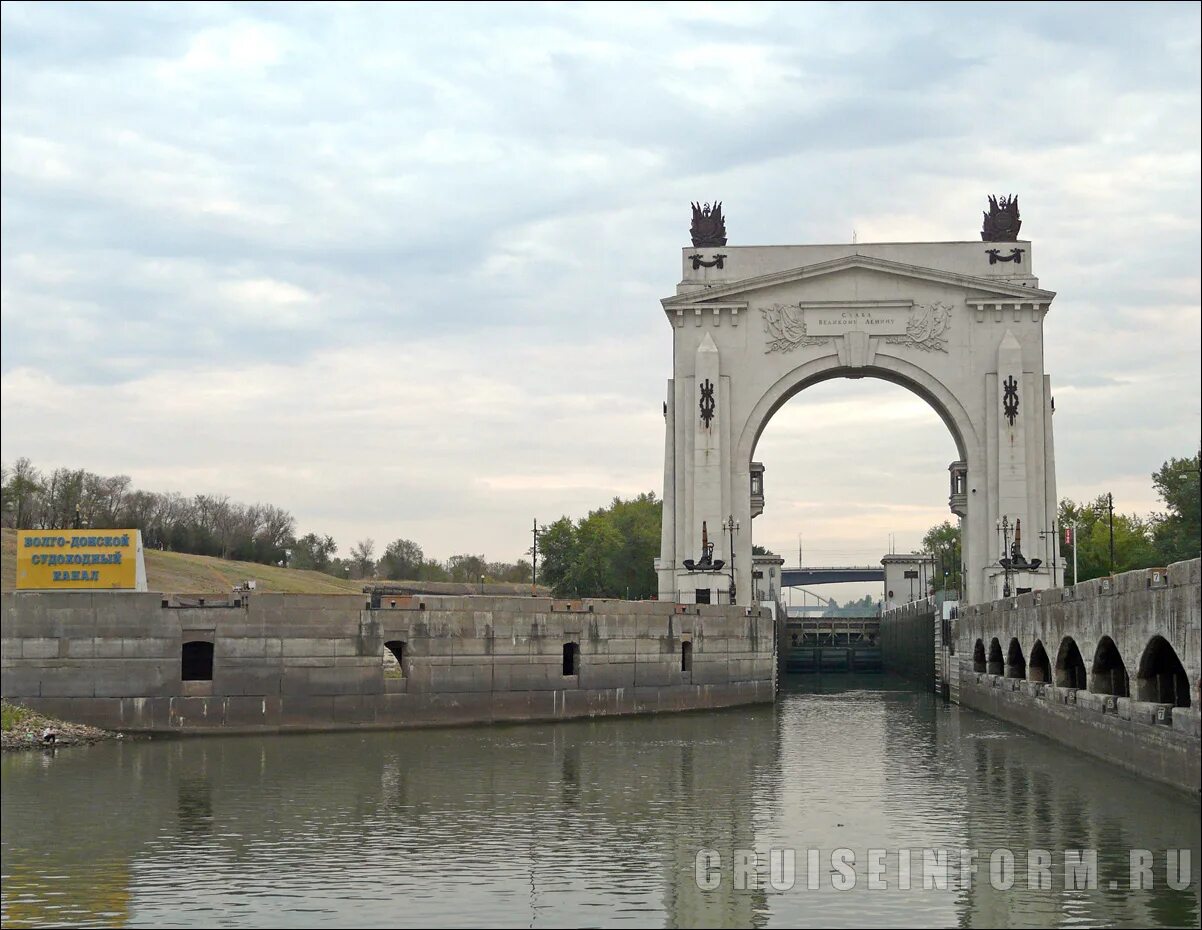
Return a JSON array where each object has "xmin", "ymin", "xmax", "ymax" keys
[
  {"xmin": 695, "ymin": 587, "xmax": 711, "ymax": 605},
  {"xmin": 563, "ymin": 642, "xmax": 580, "ymax": 676},
  {"xmin": 181, "ymin": 641, "xmax": 214, "ymax": 681}
]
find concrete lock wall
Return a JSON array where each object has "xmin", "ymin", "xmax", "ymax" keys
[
  {"xmin": 879, "ymin": 599, "xmax": 937, "ymax": 689},
  {"xmin": 954, "ymin": 558, "xmax": 1201, "ymax": 796},
  {"xmin": 0, "ymin": 593, "xmax": 775, "ymax": 734}
]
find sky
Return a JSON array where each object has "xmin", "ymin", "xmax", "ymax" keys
[{"xmin": 2, "ymin": 2, "xmax": 1199, "ymax": 600}]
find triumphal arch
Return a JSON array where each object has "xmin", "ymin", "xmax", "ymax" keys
[{"xmin": 655, "ymin": 198, "xmax": 1060, "ymax": 607}]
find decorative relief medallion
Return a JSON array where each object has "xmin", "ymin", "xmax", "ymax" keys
[
  {"xmin": 883, "ymin": 302, "xmax": 952, "ymax": 353},
  {"xmin": 699, "ymin": 379, "xmax": 716, "ymax": 427},
  {"xmin": 760, "ymin": 304, "xmax": 829, "ymax": 353},
  {"xmin": 1002, "ymin": 375, "xmax": 1019, "ymax": 426}
]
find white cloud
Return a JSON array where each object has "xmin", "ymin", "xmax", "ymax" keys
[{"xmin": 1, "ymin": 1, "xmax": 1198, "ymax": 585}]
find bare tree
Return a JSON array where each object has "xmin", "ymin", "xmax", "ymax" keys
[{"xmin": 350, "ymin": 538, "xmax": 376, "ymax": 578}]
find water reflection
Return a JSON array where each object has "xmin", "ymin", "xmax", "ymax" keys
[{"xmin": 1, "ymin": 676, "xmax": 1197, "ymax": 928}]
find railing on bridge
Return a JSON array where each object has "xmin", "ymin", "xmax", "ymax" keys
[{"xmin": 780, "ymin": 566, "xmax": 885, "ymax": 587}]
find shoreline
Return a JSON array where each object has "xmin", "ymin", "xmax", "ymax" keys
[{"xmin": 1, "ymin": 701, "xmax": 125, "ymax": 751}]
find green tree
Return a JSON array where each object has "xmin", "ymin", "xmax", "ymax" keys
[
  {"xmin": 921, "ymin": 520, "xmax": 962, "ymax": 594},
  {"xmin": 536, "ymin": 494, "xmax": 661, "ymax": 599},
  {"xmin": 1150, "ymin": 451, "xmax": 1201, "ymax": 564},
  {"xmin": 447, "ymin": 553, "xmax": 488, "ymax": 584},
  {"xmin": 379, "ymin": 538, "xmax": 425, "ymax": 580},
  {"xmin": 537, "ymin": 517, "xmax": 578, "ymax": 594},
  {"xmin": 1059, "ymin": 495, "xmax": 1159, "ymax": 583},
  {"xmin": 418, "ymin": 558, "xmax": 450, "ymax": 581},
  {"xmin": 291, "ymin": 532, "xmax": 338, "ymax": 571}
]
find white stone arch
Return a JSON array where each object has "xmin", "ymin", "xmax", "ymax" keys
[{"xmin": 654, "ymin": 236, "xmax": 1060, "ymax": 608}]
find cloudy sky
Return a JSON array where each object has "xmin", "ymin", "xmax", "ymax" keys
[{"xmin": 2, "ymin": 2, "xmax": 1199, "ymax": 596}]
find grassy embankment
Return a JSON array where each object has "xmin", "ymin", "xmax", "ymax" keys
[{"xmin": 0, "ymin": 527, "xmax": 363, "ymax": 595}]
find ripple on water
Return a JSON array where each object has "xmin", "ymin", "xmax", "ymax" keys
[{"xmin": 2, "ymin": 677, "xmax": 1198, "ymax": 928}]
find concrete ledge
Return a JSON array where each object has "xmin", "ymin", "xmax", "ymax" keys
[{"xmin": 958, "ymin": 674, "xmax": 1200, "ymax": 796}]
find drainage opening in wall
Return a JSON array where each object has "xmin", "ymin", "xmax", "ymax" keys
[
  {"xmin": 563, "ymin": 642, "xmax": 580, "ymax": 676},
  {"xmin": 682, "ymin": 641, "xmax": 693, "ymax": 673},
  {"xmin": 181, "ymin": 641, "xmax": 214, "ymax": 681}
]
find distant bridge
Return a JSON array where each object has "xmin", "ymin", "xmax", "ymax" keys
[{"xmin": 780, "ymin": 566, "xmax": 884, "ymax": 587}]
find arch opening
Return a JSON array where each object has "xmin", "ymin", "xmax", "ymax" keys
[
  {"xmin": 1055, "ymin": 637, "xmax": 1087, "ymax": 690},
  {"xmin": 1090, "ymin": 636, "xmax": 1129, "ymax": 697},
  {"xmin": 1136, "ymin": 636, "xmax": 1190, "ymax": 708},
  {"xmin": 1029, "ymin": 640, "xmax": 1052, "ymax": 684},
  {"xmin": 744, "ymin": 363, "xmax": 972, "ymax": 466},
  {"xmin": 987, "ymin": 637, "xmax": 1004, "ymax": 676},
  {"xmin": 973, "ymin": 639, "xmax": 986, "ymax": 673},
  {"xmin": 733, "ymin": 352, "xmax": 983, "ymax": 611},
  {"xmin": 1005, "ymin": 638, "xmax": 1026, "ymax": 680},
  {"xmin": 746, "ymin": 372, "xmax": 968, "ymax": 616}
]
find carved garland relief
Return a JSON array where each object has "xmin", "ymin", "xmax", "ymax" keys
[{"xmin": 759, "ymin": 302, "xmax": 952, "ymax": 354}]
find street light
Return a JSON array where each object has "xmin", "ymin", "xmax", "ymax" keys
[
  {"xmin": 997, "ymin": 516, "xmax": 1014, "ymax": 598},
  {"xmin": 722, "ymin": 514, "xmax": 739, "ymax": 604},
  {"xmin": 996, "ymin": 515, "xmax": 1042, "ymax": 599}
]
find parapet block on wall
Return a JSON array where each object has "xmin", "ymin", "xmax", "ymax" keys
[{"xmin": 0, "ymin": 593, "xmax": 776, "ymax": 733}]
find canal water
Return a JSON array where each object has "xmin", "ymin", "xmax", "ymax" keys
[{"xmin": 2, "ymin": 676, "xmax": 1198, "ymax": 928}]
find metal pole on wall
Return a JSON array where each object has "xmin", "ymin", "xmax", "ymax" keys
[
  {"xmin": 1051, "ymin": 520, "xmax": 1058, "ymax": 588},
  {"xmin": 1073, "ymin": 525, "xmax": 1078, "ymax": 587},
  {"xmin": 1107, "ymin": 492, "xmax": 1115, "ymax": 575},
  {"xmin": 531, "ymin": 518, "xmax": 538, "ymax": 592}
]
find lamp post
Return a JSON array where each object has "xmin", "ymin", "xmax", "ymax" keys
[
  {"xmin": 1038, "ymin": 522, "xmax": 1058, "ymax": 587},
  {"xmin": 996, "ymin": 516, "xmax": 1013, "ymax": 598},
  {"xmin": 722, "ymin": 514, "xmax": 739, "ymax": 604}
]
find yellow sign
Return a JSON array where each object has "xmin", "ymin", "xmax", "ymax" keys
[{"xmin": 16, "ymin": 529, "xmax": 147, "ymax": 591}]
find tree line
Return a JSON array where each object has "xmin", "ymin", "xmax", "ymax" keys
[
  {"xmin": 6, "ymin": 448, "xmax": 1194, "ymax": 595},
  {"xmin": 0, "ymin": 458, "xmax": 532, "ymax": 584},
  {"xmin": 2, "ymin": 457, "xmax": 295, "ymax": 565}
]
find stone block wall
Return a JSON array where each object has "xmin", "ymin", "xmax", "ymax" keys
[
  {"xmin": 1, "ymin": 593, "xmax": 775, "ymax": 733},
  {"xmin": 954, "ymin": 558, "xmax": 1200, "ymax": 795}
]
